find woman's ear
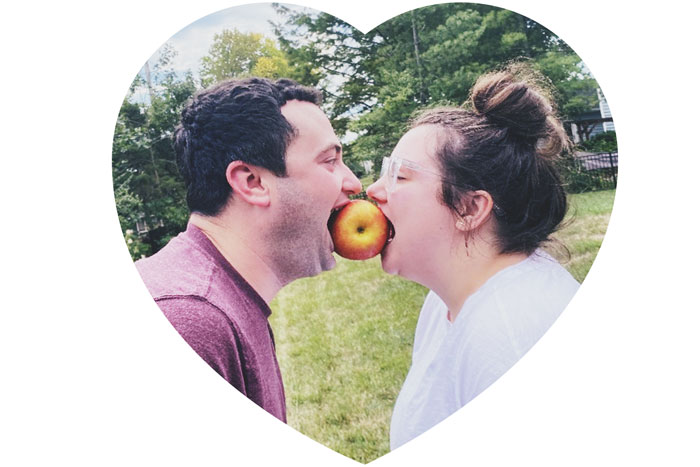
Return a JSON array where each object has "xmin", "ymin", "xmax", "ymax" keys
[
  {"xmin": 225, "ymin": 160, "xmax": 271, "ymax": 207},
  {"xmin": 456, "ymin": 190, "xmax": 496, "ymax": 231}
]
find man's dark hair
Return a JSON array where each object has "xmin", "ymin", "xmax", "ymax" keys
[{"xmin": 173, "ymin": 77, "xmax": 322, "ymax": 216}]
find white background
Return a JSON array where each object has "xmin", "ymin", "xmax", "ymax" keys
[{"xmin": 2, "ymin": 1, "xmax": 698, "ymax": 465}]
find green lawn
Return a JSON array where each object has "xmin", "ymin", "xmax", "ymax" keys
[
  {"xmin": 546, "ymin": 189, "xmax": 616, "ymax": 282},
  {"xmin": 269, "ymin": 189, "xmax": 615, "ymax": 463}
]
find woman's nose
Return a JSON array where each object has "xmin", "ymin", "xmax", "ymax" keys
[{"xmin": 366, "ymin": 177, "xmax": 387, "ymax": 204}]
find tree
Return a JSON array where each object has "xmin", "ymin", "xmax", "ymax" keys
[
  {"xmin": 113, "ymin": 181, "xmax": 152, "ymax": 259},
  {"xmin": 273, "ymin": 3, "xmax": 601, "ymax": 176},
  {"xmin": 113, "ymin": 34, "xmax": 303, "ymax": 258},
  {"xmin": 112, "ymin": 45, "xmax": 196, "ymax": 256},
  {"xmin": 200, "ymin": 29, "xmax": 293, "ymax": 86}
]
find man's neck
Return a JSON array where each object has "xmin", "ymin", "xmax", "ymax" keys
[{"xmin": 189, "ymin": 213, "xmax": 283, "ymax": 304}]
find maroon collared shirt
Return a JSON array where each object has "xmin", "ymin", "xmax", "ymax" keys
[{"xmin": 136, "ymin": 223, "xmax": 286, "ymax": 422}]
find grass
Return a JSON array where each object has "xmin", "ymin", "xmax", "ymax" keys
[
  {"xmin": 269, "ymin": 189, "xmax": 615, "ymax": 463},
  {"xmin": 546, "ymin": 189, "xmax": 616, "ymax": 282},
  {"xmin": 270, "ymin": 256, "xmax": 425, "ymax": 461}
]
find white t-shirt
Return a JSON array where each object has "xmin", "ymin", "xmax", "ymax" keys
[{"xmin": 389, "ymin": 250, "xmax": 579, "ymax": 450}]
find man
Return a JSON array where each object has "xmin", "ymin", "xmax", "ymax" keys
[{"xmin": 135, "ymin": 78, "xmax": 362, "ymax": 422}]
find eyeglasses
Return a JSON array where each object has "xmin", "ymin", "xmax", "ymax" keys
[
  {"xmin": 378, "ymin": 156, "xmax": 505, "ymax": 217},
  {"xmin": 379, "ymin": 156, "xmax": 446, "ymax": 194}
]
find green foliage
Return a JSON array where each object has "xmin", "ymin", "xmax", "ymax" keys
[
  {"xmin": 535, "ymin": 51, "xmax": 599, "ymax": 118},
  {"xmin": 113, "ymin": 181, "xmax": 142, "ymax": 233},
  {"xmin": 343, "ymin": 156, "xmax": 367, "ymax": 179},
  {"xmin": 557, "ymin": 151, "xmax": 617, "ymax": 194},
  {"xmin": 200, "ymin": 29, "xmax": 292, "ymax": 86},
  {"xmin": 114, "ymin": 4, "xmax": 610, "ymax": 260},
  {"xmin": 557, "ymin": 131, "xmax": 618, "ymax": 193},
  {"xmin": 578, "ymin": 131, "xmax": 618, "ymax": 153},
  {"xmin": 123, "ymin": 229, "xmax": 153, "ymax": 260},
  {"xmin": 113, "ymin": 182, "xmax": 153, "ymax": 259},
  {"xmin": 548, "ymin": 189, "xmax": 616, "ymax": 282},
  {"xmin": 113, "ymin": 32, "xmax": 310, "ymax": 258},
  {"xmin": 112, "ymin": 46, "xmax": 195, "ymax": 255},
  {"xmin": 274, "ymin": 3, "xmax": 602, "ymax": 175}
]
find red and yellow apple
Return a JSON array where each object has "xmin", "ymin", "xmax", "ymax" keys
[{"xmin": 329, "ymin": 199, "xmax": 390, "ymax": 260}]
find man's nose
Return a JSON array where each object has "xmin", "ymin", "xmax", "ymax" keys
[{"xmin": 342, "ymin": 165, "xmax": 363, "ymax": 195}]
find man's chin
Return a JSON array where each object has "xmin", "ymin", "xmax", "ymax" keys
[
  {"xmin": 321, "ymin": 252, "xmax": 337, "ymax": 272},
  {"xmin": 300, "ymin": 251, "xmax": 336, "ymax": 279}
]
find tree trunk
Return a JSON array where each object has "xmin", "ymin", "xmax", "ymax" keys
[
  {"xmin": 144, "ymin": 60, "xmax": 156, "ymax": 106},
  {"xmin": 144, "ymin": 61, "xmax": 160, "ymax": 185},
  {"xmin": 411, "ymin": 11, "xmax": 427, "ymax": 105},
  {"xmin": 150, "ymin": 146, "xmax": 160, "ymax": 186}
]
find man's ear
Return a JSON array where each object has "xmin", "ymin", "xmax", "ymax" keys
[
  {"xmin": 225, "ymin": 160, "xmax": 271, "ymax": 207},
  {"xmin": 455, "ymin": 190, "xmax": 496, "ymax": 231}
]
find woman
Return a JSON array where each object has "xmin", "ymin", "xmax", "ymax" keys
[{"xmin": 366, "ymin": 64, "xmax": 580, "ymax": 450}]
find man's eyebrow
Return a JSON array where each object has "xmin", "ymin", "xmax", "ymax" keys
[{"xmin": 317, "ymin": 142, "xmax": 342, "ymax": 158}]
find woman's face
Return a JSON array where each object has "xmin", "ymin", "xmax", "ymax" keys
[{"xmin": 367, "ymin": 125, "xmax": 461, "ymax": 285}]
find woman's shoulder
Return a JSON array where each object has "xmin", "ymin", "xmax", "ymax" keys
[
  {"xmin": 491, "ymin": 249, "xmax": 579, "ymax": 298},
  {"xmin": 457, "ymin": 250, "xmax": 579, "ymax": 337},
  {"xmin": 422, "ymin": 290, "xmax": 446, "ymax": 311},
  {"xmin": 415, "ymin": 290, "xmax": 448, "ymax": 331},
  {"xmin": 526, "ymin": 249, "xmax": 580, "ymax": 297}
]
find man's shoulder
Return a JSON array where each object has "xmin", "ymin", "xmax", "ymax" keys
[
  {"xmin": 135, "ymin": 227, "xmax": 269, "ymax": 323},
  {"xmin": 154, "ymin": 295, "xmax": 238, "ymax": 340},
  {"xmin": 135, "ymin": 230, "xmax": 215, "ymax": 300}
]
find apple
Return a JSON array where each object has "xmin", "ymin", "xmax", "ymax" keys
[{"xmin": 329, "ymin": 199, "xmax": 390, "ymax": 260}]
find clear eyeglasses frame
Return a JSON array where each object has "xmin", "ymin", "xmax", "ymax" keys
[
  {"xmin": 379, "ymin": 156, "xmax": 446, "ymax": 193},
  {"xmin": 378, "ymin": 156, "xmax": 505, "ymax": 217}
]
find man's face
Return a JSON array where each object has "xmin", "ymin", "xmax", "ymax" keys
[{"xmin": 265, "ymin": 100, "xmax": 362, "ymax": 284}]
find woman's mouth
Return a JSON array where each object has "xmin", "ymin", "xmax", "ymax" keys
[{"xmin": 385, "ymin": 216, "xmax": 395, "ymax": 244}]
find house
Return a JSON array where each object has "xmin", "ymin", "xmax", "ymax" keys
[
  {"xmin": 135, "ymin": 215, "xmax": 164, "ymax": 236},
  {"xmin": 567, "ymin": 88, "xmax": 615, "ymax": 144}
]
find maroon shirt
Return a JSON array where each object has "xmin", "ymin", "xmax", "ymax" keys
[{"xmin": 135, "ymin": 223, "xmax": 286, "ymax": 422}]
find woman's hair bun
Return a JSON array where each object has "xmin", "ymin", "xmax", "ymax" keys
[{"xmin": 470, "ymin": 62, "xmax": 570, "ymax": 158}]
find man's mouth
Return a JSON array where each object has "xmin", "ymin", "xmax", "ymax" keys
[
  {"xmin": 327, "ymin": 206, "xmax": 343, "ymax": 251},
  {"xmin": 327, "ymin": 206, "xmax": 342, "ymax": 233}
]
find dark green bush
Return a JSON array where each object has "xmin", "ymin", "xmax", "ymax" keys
[
  {"xmin": 557, "ymin": 152, "xmax": 616, "ymax": 193},
  {"xmin": 577, "ymin": 130, "xmax": 617, "ymax": 153}
]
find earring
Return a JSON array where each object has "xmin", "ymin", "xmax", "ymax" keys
[{"xmin": 457, "ymin": 218, "xmax": 470, "ymax": 253}]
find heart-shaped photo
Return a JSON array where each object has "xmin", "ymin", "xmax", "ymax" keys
[{"xmin": 112, "ymin": 2, "xmax": 616, "ymax": 462}]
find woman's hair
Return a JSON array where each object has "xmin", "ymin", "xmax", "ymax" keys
[{"xmin": 411, "ymin": 62, "xmax": 571, "ymax": 255}]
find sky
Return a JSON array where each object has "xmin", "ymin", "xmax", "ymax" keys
[
  {"xmin": 140, "ymin": 2, "xmax": 306, "ymax": 86},
  {"xmin": 132, "ymin": 1, "xmax": 352, "ymax": 138}
]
